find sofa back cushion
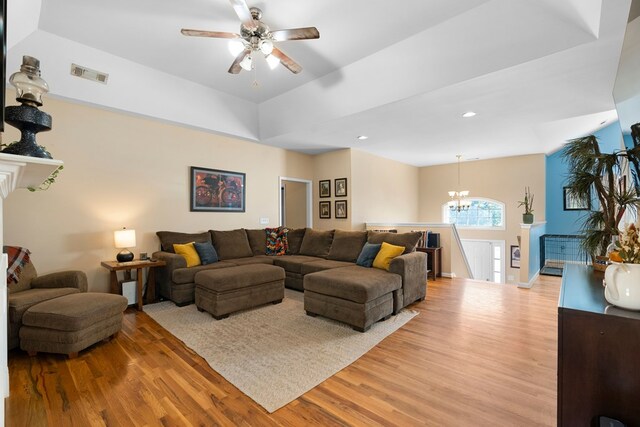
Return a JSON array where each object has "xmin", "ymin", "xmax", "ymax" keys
[
  {"xmin": 210, "ymin": 229, "xmax": 253, "ymax": 260},
  {"xmin": 245, "ymin": 229, "xmax": 267, "ymax": 255},
  {"xmin": 327, "ymin": 230, "xmax": 368, "ymax": 263},
  {"xmin": 286, "ymin": 228, "xmax": 306, "ymax": 254},
  {"xmin": 367, "ymin": 231, "xmax": 421, "ymax": 254},
  {"xmin": 299, "ymin": 229, "xmax": 334, "ymax": 258},
  {"xmin": 157, "ymin": 231, "xmax": 211, "ymax": 253}
]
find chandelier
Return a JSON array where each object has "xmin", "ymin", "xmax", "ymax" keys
[{"xmin": 448, "ymin": 155, "xmax": 471, "ymax": 212}]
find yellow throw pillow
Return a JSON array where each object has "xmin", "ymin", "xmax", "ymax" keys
[
  {"xmin": 372, "ymin": 242, "xmax": 405, "ymax": 271},
  {"xmin": 173, "ymin": 242, "xmax": 201, "ymax": 267}
]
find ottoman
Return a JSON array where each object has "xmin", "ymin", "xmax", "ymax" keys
[
  {"xmin": 304, "ymin": 266, "xmax": 402, "ymax": 332},
  {"xmin": 195, "ymin": 264, "xmax": 285, "ymax": 319},
  {"xmin": 20, "ymin": 293, "xmax": 128, "ymax": 358}
]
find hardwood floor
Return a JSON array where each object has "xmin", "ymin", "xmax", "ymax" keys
[{"xmin": 7, "ymin": 276, "xmax": 561, "ymax": 426}]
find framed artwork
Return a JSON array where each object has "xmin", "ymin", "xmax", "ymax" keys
[
  {"xmin": 510, "ymin": 245, "xmax": 521, "ymax": 269},
  {"xmin": 563, "ymin": 187, "xmax": 590, "ymax": 211},
  {"xmin": 190, "ymin": 166, "xmax": 245, "ymax": 212},
  {"xmin": 319, "ymin": 180, "xmax": 331, "ymax": 198},
  {"xmin": 319, "ymin": 201, "xmax": 331, "ymax": 219},
  {"xmin": 335, "ymin": 200, "xmax": 348, "ymax": 219},
  {"xmin": 335, "ymin": 178, "xmax": 347, "ymax": 197}
]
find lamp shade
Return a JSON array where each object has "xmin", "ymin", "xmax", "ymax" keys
[{"xmin": 114, "ymin": 228, "xmax": 136, "ymax": 249}]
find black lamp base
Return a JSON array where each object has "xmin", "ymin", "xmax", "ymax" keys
[{"xmin": 116, "ymin": 249, "xmax": 134, "ymax": 262}]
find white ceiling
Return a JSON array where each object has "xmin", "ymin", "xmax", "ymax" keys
[{"xmin": 5, "ymin": 0, "xmax": 634, "ymax": 166}]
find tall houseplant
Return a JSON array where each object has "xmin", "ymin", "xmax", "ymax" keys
[{"xmin": 562, "ymin": 135, "xmax": 640, "ymax": 257}]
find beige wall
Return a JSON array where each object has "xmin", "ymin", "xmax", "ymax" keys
[
  {"xmin": 3, "ymin": 97, "xmax": 314, "ymax": 292},
  {"xmin": 351, "ymin": 149, "xmax": 419, "ymax": 230},
  {"xmin": 418, "ymin": 154, "xmax": 546, "ymax": 283},
  {"xmin": 312, "ymin": 149, "xmax": 351, "ymax": 230},
  {"xmin": 283, "ymin": 180, "xmax": 307, "ymax": 229}
]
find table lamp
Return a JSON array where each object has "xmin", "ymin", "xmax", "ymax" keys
[{"xmin": 114, "ymin": 227, "xmax": 136, "ymax": 262}]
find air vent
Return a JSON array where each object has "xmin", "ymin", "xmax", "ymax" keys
[{"xmin": 70, "ymin": 64, "xmax": 109, "ymax": 84}]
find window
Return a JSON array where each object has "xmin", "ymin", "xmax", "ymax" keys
[{"xmin": 443, "ymin": 198, "xmax": 505, "ymax": 230}]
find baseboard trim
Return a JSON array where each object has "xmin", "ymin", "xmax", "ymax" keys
[
  {"xmin": 518, "ymin": 270, "xmax": 540, "ymax": 289},
  {"xmin": 441, "ymin": 272, "xmax": 455, "ymax": 278}
]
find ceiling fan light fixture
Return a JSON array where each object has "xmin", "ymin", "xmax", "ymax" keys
[
  {"xmin": 228, "ymin": 39, "xmax": 245, "ymax": 56},
  {"xmin": 239, "ymin": 54, "xmax": 253, "ymax": 71},
  {"xmin": 265, "ymin": 54, "xmax": 280, "ymax": 69},
  {"xmin": 259, "ymin": 39, "xmax": 274, "ymax": 55}
]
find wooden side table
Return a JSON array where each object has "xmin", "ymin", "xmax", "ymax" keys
[
  {"xmin": 101, "ymin": 259, "xmax": 166, "ymax": 311},
  {"xmin": 417, "ymin": 247, "xmax": 442, "ymax": 280}
]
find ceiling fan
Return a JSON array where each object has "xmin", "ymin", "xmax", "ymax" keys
[{"xmin": 181, "ymin": 0, "xmax": 320, "ymax": 74}]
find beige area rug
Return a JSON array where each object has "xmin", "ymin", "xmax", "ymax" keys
[{"xmin": 145, "ymin": 289, "xmax": 417, "ymax": 413}]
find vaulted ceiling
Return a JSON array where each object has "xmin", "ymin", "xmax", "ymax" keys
[{"xmin": 6, "ymin": 0, "xmax": 632, "ymax": 166}]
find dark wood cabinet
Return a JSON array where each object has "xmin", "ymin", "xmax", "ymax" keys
[
  {"xmin": 416, "ymin": 247, "xmax": 441, "ymax": 280},
  {"xmin": 558, "ymin": 265, "xmax": 640, "ymax": 426}
]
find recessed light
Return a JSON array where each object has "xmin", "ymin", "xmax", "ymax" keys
[
  {"xmin": 600, "ymin": 120, "xmax": 607, "ymax": 125},
  {"xmin": 462, "ymin": 111, "xmax": 476, "ymax": 118},
  {"xmin": 356, "ymin": 135, "xmax": 368, "ymax": 140}
]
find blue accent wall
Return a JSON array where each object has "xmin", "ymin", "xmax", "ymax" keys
[{"xmin": 545, "ymin": 122, "xmax": 624, "ymax": 235}]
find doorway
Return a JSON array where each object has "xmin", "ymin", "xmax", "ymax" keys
[
  {"xmin": 461, "ymin": 239, "xmax": 505, "ymax": 283},
  {"xmin": 279, "ymin": 177, "xmax": 312, "ymax": 228}
]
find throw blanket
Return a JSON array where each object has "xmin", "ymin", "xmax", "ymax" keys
[{"xmin": 3, "ymin": 246, "xmax": 31, "ymax": 285}]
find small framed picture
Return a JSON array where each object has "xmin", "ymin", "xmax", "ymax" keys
[
  {"xmin": 335, "ymin": 178, "xmax": 347, "ymax": 197},
  {"xmin": 319, "ymin": 180, "xmax": 331, "ymax": 198},
  {"xmin": 335, "ymin": 200, "xmax": 347, "ymax": 219},
  {"xmin": 319, "ymin": 201, "xmax": 331, "ymax": 219},
  {"xmin": 510, "ymin": 245, "xmax": 521, "ymax": 269},
  {"xmin": 563, "ymin": 187, "xmax": 590, "ymax": 211}
]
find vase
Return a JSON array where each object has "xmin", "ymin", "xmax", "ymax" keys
[
  {"xmin": 604, "ymin": 263, "xmax": 640, "ymax": 310},
  {"xmin": 522, "ymin": 213, "xmax": 534, "ymax": 224}
]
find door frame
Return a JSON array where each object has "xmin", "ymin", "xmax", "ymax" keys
[
  {"xmin": 278, "ymin": 176, "xmax": 313, "ymax": 228},
  {"xmin": 460, "ymin": 239, "xmax": 506, "ymax": 284}
]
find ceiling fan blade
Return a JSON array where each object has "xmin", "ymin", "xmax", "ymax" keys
[
  {"xmin": 271, "ymin": 47, "xmax": 302, "ymax": 74},
  {"xmin": 271, "ymin": 27, "xmax": 320, "ymax": 41},
  {"xmin": 228, "ymin": 50, "xmax": 250, "ymax": 74},
  {"xmin": 181, "ymin": 29, "xmax": 241, "ymax": 39},
  {"xmin": 229, "ymin": 0, "xmax": 257, "ymax": 30}
]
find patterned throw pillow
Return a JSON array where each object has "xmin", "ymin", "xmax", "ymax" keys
[{"xmin": 266, "ymin": 227, "xmax": 289, "ymax": 256}]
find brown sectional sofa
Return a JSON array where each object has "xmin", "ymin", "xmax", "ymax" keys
[{"xmin": 153, "ymin": 228, "xmax": 427, "ymax": 329}]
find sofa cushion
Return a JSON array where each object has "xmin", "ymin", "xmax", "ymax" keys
[
  {"xmin": 245, "ymin": 229, "xmax": 267, "ymax": 255},
  {"xmin": 172, "ymin": 261, "xmax": 237, "ymax": 284},
  {"xmin": 157, "ymin": 231, "xmax": 211, "ymax": 253},
  {"xmin": 367, "ymin": 231, "xmax": 421, "ymax": 254},
  {"xmin": 327, "ymin": 230, "xmax": 368, "ymax": 263},
  {"xmin": 286, "ymin": 228, "xmax": 306, "ymax": 255},
  {"xmin": 8, "ymin": 261, "xmax": 37, "ymax": 294},
  {"xmin": 173, "ymin": 243, "xmax": 201, "ymax": 267},
  {"xmin": 304, "ymin": 266, "xmax": 401, "ymax": 304},
  {"xmin": 225, "ymin": 256, "xmax": 275, "ymax": 266},
  {"xmin": 300, "ymin": 259, "xmax": 354, "ymax": 275},
  {"xmin": 266, "ymin": 227, "xmax": 288, "ymax": 256},
  {"xmin": 8, "ymin": 287, "xmax": 81, "ymax": 323},
  {"xmin": 356, "ymin": 243, "xmax": 382, "ymax": 268},
  {"xmin": 299, "ymin": 229, "xmax": 334, "ymax": 258},
  {"xmin": 373, "ymin": 242, "xmax": 405, "ymax": 271},
  {"xmin": 210, "ymin": 229, "xmax": 253, "ymax": 260},
  {"xmin": 194, "ymin": 241, "xmax": 218, "ymax": 265},
  {"xmin": 273, "ymin": 255, "xmax": 323, "ymax": 274}
]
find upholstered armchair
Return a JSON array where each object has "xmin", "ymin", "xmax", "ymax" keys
[{"xmin": 6, "ymin": 248, "xmax": 87, "ymax": 350}]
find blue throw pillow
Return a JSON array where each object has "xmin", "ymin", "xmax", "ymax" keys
[
  {"xmin": 193, "ymin": 241, "xmax": 218, "ymax": 265},
  {"xmin": 356, "ymin": 243, "xmax": 382, "ymax": 268}
]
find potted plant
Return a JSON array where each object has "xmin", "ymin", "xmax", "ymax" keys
[
  {"xmin": 518, "ymin": 187, "xmax": 534, "ymax": 224},
  {"xmin": 562, "ymin": 134, "xmax": 640, "ymax": 258}
]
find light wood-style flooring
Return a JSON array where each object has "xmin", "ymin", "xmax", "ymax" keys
[{"xmin": 7, "ymin": 275, "xmax": 561, "ymax": 426}]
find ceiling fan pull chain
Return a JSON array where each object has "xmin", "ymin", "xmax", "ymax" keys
[{"xmin": 252, "ymin": 62, "xmax": 260, "ymax": 89}]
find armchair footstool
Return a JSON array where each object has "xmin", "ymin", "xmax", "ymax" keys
[{"xmin": 19, "ymin": 293, "xmax": 128, "ymax": 359}]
